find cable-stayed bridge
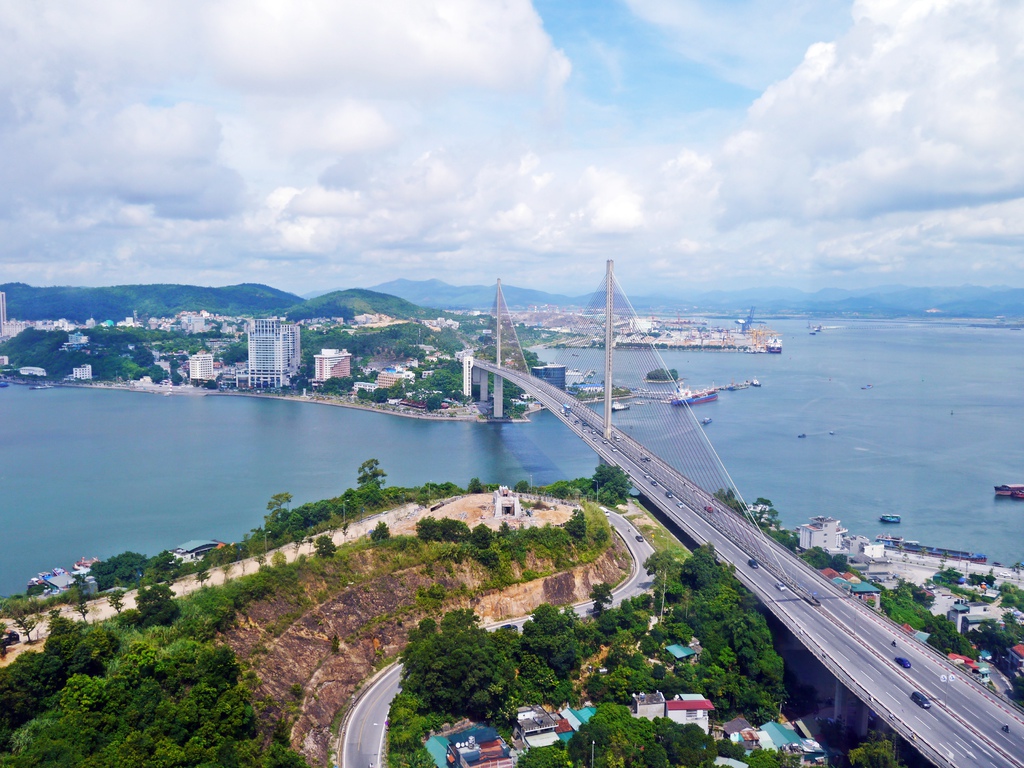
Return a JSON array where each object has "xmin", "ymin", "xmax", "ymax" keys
[{"xmin": 465, "ymin": 262, "xmax": 1023, "ymax": 768}]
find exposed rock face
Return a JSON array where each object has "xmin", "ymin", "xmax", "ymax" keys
[{"xmin": 224, "ymin": 540, "xmax": 629, "ymax": 766}]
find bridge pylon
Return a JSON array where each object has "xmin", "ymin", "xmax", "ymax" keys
[{"xmin": 603, "ymin": 259, "xmax": 614, "ymax": 440}]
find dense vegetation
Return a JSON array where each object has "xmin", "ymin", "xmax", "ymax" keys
[
  {"xmin": 388, "ymin": 543, "xmax": 788, "ymax": 768},
  {"xmin": 0, "ymin": 605, "xmax": 307, "ymax": 767},
  {"xmin": 286, "ymin": 289, "xmax": 439, "ymax": 322},
  {"xmin": 0, "ymin": 282, "xmax": 301, "ymax": 323},
  {"xmin": 0, "ymin": 328, "xmax": 168, "ymax": 382}
]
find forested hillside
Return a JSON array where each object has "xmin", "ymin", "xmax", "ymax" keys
[{"xmin": 0, "ymin": 282, "xmax": 302, "ymax": 322}]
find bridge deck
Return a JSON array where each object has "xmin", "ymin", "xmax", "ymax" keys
[{"xmin": 476, "ymin": 360, "xmax": 1024, "ymax": 768}]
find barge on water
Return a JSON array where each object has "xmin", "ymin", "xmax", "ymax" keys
[
  {"xmin": 875, "ymin": 534, "xmax": 986, "ymax": 563},
  {"xmin": 995, "ymin": 484, "xmax": 1024, "ymax": 498}
]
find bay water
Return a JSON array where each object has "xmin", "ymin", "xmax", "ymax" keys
[{"xmin": 2, "ymin": 319, "xmax": 1022, "ymax": 596}]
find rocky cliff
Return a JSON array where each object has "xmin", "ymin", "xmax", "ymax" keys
[{"xmin": 224, "ymin": 539, "xmax": 630, "ymax": 766}]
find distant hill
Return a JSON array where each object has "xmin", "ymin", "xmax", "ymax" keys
[
  {"xmin": 285, "ymin": 288, "xmax": 435, "ymax": 321},
  {"xmin": 371, "ymin": 278, "xmax": 1024, "ymax": 318},
  {"xmin": 0, "ymin": 282, "xmax": 303, "ymax": 322},
  {"xmin": 369, "ymin": 278, "xmax": 588, "ymax": 309}
]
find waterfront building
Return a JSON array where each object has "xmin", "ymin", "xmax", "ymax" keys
[
  {"xmin": 531, "ymin": 364, "xmax": 567, "ymax": 390},
  {"xmin": 376, "ymin": 367, "xmax": 415, "ymax": 389},
  {"xmin": 798, "ymin": 516, "xmax": 848, "ymax": 552},
  {"xmin": 189, "ymin": 352, "xmax": 215, "ymax": 382},
  {"xmin": 353, "ymin": 381, "xmax": 379, "ymax": 392},
  {"xmin": 19, "ymin": 366, "xmax": 46, "ymax": 377},
  {"xmin": 72, "ymin": 364, "xmax": 93, "ymax": 380},
  {"xmin": 313, "ymin": 348, "xmax": 352, "ymax": 382},
  {"xmin": 247, "ymin": 319, "xmax": 300, "ymax": 389}
]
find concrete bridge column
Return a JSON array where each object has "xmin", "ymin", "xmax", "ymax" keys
[
  {"xmin": 834, "ymin": 680, "xmax": 847, "ymax": 721},
  {"xmin": 493, "ymin": 376, "xmax": 503, "ymax": 418},
  {"xmin": 473, "ymin": 366, "xmax": 488, "ymax": 403},
  {"xmin": 854, "ymin": 698, "xmax": 870, "ymax": 737}
]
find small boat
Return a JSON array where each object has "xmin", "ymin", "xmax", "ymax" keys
[
  {"xmin": 879, "ymin": 514, "xmax": 901, "ymax": 524},
  {"xmin": 797, "ymin": 433, "xmax": 807, "ymax": 439},
  {"xmin": 30, "ymin": 384, "xmax": 55, "ymax": 390},
  {"xmin": 862, "ymin": 384, "xmax": 873, "ymax": 390},
  {"xmin": 994, "ymin": 484, "xmax": 1024, "ymax": 496},
  {"xmin": 0, "ymin": 381, "xmax": 9, "ymax": 388},
  {"xmin": 611, "ymin": 401, "xmax": 630, "ymax": 412},
  {"xmin": 751, "ymin": 379, "xmax": 761, "ymax": 387},
  {"xmin": 701, "ymin": 417, "xmax": 712, "ymax": 425}
]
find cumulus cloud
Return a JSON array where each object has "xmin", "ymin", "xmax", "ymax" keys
[{"xmin": 0, "ymin": 0, "xmax": 1022, "ymax": 292}]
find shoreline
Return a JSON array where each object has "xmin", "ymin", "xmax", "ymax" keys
[{"xmin": 33, "ymin": 380, "xmax": 539, "ymax": 424}]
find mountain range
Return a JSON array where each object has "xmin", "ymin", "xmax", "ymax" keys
[
  {"xmin": 369, "ymin": 279, "xmax": 1024, "ymax": 318},
  {"xmin": 3, "ymin": 279, "xmax": 1023, "ymax": 321}
]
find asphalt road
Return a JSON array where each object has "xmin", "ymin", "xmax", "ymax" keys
[
  {"xmin": 338, "ymin": 509, "xmax": 656, "ymax": 768},
  {"xmin": 477, "ymin": 361, "xmax": 1024, "ymax": 768}
]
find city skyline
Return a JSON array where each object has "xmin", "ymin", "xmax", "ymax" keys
[{"xmin": 1, "ymin": 1, "xmax": 1021, "ymax": 295}]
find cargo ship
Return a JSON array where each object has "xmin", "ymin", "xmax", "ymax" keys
[
  {"xmin": 671, "ymin": 388, "xmax": 718, "ymax": 406},
  {"xmin": 995, "ymin": 484, "xmax": 1024, "ymax": 497},
  {"xmin": 879, "ymin": 514, "xmax": 901, "ymax": 524},
  {"xmin": 766, "ymin": 337, "xmax": 782, "ymax": 354},
  {"xmin": 875, "ymin": 534, "xmax": 986, "ymax": 563}
]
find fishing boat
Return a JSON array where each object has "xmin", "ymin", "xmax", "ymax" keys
[
  {"xmin": 750, "ymin": 379, "xmax": 761, "ymax": 387},
  {"xmin": 611, "ymin": 401, "xmax": 630, "ymax": 412},
  {"xmin": 701, "ymin": 417, "xmax": 712, "ymax": 425},
  {"xmin": 879, "ymin": 514, "xmax": 901, "ymax": 524},
  {"xmin": 797, "ymin": 433, "xmax": 807, "ymax": 438}
]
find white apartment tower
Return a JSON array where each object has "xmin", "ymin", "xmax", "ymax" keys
[
  {"xmin": 189, "ymin": 352, "xmax": 215, "ymax": 382},
  {"xmin": 248, "ymin": 319, "xmax": 300, "ymax": 388},
  {"xmin": 313, "ymin": 348, "xmax": 352, "ymax": 382}
]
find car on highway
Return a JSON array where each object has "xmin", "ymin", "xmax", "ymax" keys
[
  {"xmin": 894, "ymin": 656, "xmax": 912, "ymax": 668},
  {"xmin": 704, "ymin": 505, "xmax": 714, "ymax": 513},
  {"xmin": 500, "ymin": 623, "xmax": 519, "ymax": 632},
  {"xmin": 748, "ymin": 558, "xmax": 759, "ymax": 569},
  {"xmin": 775, "ymin": 582, "xmax": 787, "ymax": 591},
  {"xmin": 676, "ymin": 502, "xmax": 684, "ymax": 509},
  {"xmin": 635, "ymin": 535, "xmax": 644, "ymax": 542},
  {"xmin": 910, "ymin": 691, "xmax": 931, "ymax": 709},
  {"xmin": 650, "ymin": 480, "xmax": 658, "ymax": 486}
]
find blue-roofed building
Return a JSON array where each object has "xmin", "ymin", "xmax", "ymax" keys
[{"xmin": 424, "ymin": 726, "xmax": 512, "ymax": 768}]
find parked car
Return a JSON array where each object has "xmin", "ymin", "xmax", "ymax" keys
[{"xmin": 1, "ymin": 631, "xmax": 20, "ymax": 648}]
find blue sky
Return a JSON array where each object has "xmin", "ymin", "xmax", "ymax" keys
[{"xmin": 0, "ymin": 0, "xmax": 1021, "ymax": 296}]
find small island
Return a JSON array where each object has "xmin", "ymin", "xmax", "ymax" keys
[{"xmin": 644, "ymin": 367, "xmax": 678, "ymax": 382}]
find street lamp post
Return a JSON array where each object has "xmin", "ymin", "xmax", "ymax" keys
[{"xmin": 940, "ymin": 673, "xmax": 955, "ymax": 706}]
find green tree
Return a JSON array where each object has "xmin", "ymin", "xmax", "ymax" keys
[
  {"xmin": 135, "ymin": 583, "xmax": 179, "ymax": 627},
  {"xmin": 106, "ymin": 589, "xmax": 126, "ymax": 614},
  {"xmin": 565, "ymin": 509, "xmax": 587, "ymax": 541},
  {"xmin": 8, "ymin": 599, "xmax": 41, "ymax": 642},
  {"xmin": 370, "ymin": 521, "xmax": 391, "ymax": 543},
  {"xmin": 590, "ymin": 582, "xmax": 613, "ymax": 615},
  {"xmin": 848, "ymin": 737, "xmax": 904, "ymax": 768},
  {"xmin": 467, "ymin": 477, "xmax": 484, "ymax": 494},
  {"xmin": 358, "ymin": 458, "xmax": 387, "ymax": 489},
  {"xmin": 514, "ymin": 479, "xmax": 530, "ymax": 493},
  {"xmin": 315, "ymin": 535, "xmax": 337, "ymax": 558},
  {"xmin": 196, "ymin": 568, "xmax": 211, "ymax": 588}
]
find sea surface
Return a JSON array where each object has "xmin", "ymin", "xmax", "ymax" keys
[{"xmin": 2, "ymin": 319, "xmax": 1023, "ymax": 596}]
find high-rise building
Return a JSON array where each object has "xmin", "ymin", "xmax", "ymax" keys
[
  {"xmin": 72, "ymin": 364, "xmax": 93, "ymax": 380},
  {"xmin": 247, "ymin": 319, "xmax": 300, "ymax": 388},
  {"xmin": 189, "ymin": 352, "xmax": 215, "ymax": 382},
  {"xmin": 0, "ymin": 290, "xmax": 6, "ymax": 337},
  {"xmin": 313, "ymin": 348, "xmax": 352, "ymax": 382}
]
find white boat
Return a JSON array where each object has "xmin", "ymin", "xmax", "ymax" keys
[{"xmin": 751, "ymin": 379, "xmax": 761, "ymax": 387}]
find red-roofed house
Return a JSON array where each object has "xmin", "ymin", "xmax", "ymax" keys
[
  {"xmin": 1008, "ymin": 644, "xmax": 1024, "ymax": 675},
  {"xmin": 948, "ymin": 653, "xmax": 979, "ymax": 672},
  {"xmin": 820, "ymin": 568, "xmax": 841, "ymax": 580},
  {"xmin": 665, "ymin": 694, "xmax": 715, "ymax": 734}
]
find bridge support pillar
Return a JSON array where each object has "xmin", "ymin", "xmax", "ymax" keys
[
  {"xmin": 473, "ymin": 366, "xmax": 488, "ymax": 402},
  {"xmin": 854, "ymin": 697, "xmax": 870, "ymax": 737},
  {"xmin": 834, "ymin": 680, "xmax": 847, "ymax": 721},
  {"xmin": 493, "ymin": 376, "xmax": 503, "ymax": 418}
]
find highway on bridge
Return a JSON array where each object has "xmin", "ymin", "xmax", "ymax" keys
[
  {"xmin": 340, "ymin": 510, "xmax": 657, "ymax": 768},
  {"xmin": 476, "ymin": 360, "xmax": 1024, "ymax": 768}
]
